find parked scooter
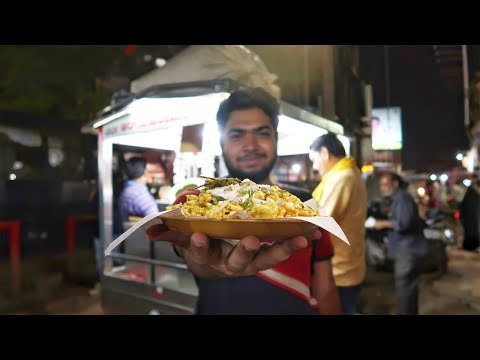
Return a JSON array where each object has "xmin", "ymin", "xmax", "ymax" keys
[{"xmin": 423, "ymin": 208, "xmax": 457, "ymax": 247}]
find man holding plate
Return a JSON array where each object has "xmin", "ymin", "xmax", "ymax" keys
[{"xmin": 147, "ymin": 87, "xmax": 342, "ymax": 315}]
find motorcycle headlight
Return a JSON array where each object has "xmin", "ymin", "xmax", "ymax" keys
[{"xmin": 444, "ymin": 229, "xmax": 453, "ymax": 239}]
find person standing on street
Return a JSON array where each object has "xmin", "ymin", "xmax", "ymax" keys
[
  {"xmin": 309, "ymin": 133, "xmax": 367, "ymax": 315},
  {"xmin": 459, "ymin": 180, "xmax": 480, "ymax": 252},
  {"xmin": 373, "ymin": 172, "xmax": 428, "ymax": 315}
]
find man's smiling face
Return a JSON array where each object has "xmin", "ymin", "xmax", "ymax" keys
[{"xmin": 221, "ymin": 108, "xmax": 277, "ymax": 183}]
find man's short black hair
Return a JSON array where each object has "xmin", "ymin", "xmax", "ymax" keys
[
  {"xmin": 310, "ymin": 132, "xmax": 346, "ymax": 158},
  {"xmin": 125, "ymin": 156, "xmax": 147, "ymax": 180},
  {"xmin": 216, "ymin": 87, "xmax": 279, "ymax": 133}
]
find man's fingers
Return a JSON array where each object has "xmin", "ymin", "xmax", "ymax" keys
[
  {"xmin": 251, "ymin": 236, "xmax": 308, "ymax": 271},
  {"xmin": 189, "ymin": 232, "xmax": 223, "ymax": 265},
  {"xmin": 304, "ymin": 228, "xmax": 323, "ymax": 242},
  {"xmin": 149, "ymin": 227, "xmax": 314, "ymax": 277},
  {"xmin": 187, "ymin": 234, "xmax": 263, "ymax": 276},
  {"xmin": 146, "ymin": 224, "xmax": 169, "ymax": 239},
  {"xmin": 224, "ymin": 236, "xmax": 262, "ymax": 273},
  {"xmin": 146, "ymin": 224, "xmax": 191, "ymax": 248}
]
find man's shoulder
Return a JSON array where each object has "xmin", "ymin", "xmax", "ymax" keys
[
  {"xmin": 122, "ymin": 183, "xmax": 149, "ymax": 198},
  {"xmin": 338, "ymin": 166, "xmax": 362, "ymax": 179},
  {"xmin": 326, "ymin": 167, "xmax": 362, "ymax": 188},
  {"xmin": 394, "ymin": 189, "xmax": 414, "ymax": 201},
  {"xmin": 123, "ymin": 180, "xmax": 143, "ymax": 191}
]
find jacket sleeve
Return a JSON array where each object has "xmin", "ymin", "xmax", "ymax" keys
[{"xmin": 391, "ymin": 193, "xmax": 416, "ymax": 233}]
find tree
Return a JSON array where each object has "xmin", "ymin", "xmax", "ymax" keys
[{"xmin": 0, "ymin": 45, "xmax": 188, "ymax": 123}]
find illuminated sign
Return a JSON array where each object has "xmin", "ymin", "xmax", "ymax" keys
[
  {"xmin": 102, "ymin": 92, "xmax": 230, "ymax": 139},
  {"xmin": 371, "ymin": 106, "xmax": 403, "ymax": 150}
]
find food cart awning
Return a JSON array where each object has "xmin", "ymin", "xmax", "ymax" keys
[
  {"xmin": 90, "ymin": 80, "xmax": 347, "ymax": 156},
  {"xmin": 81, "ymin": 119, "xmax": 98, "ymax": 135}
]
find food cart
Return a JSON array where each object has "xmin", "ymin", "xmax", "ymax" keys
[{"xmin": 92, "ymin": 79, "xmax": 349, "ymax": 314}]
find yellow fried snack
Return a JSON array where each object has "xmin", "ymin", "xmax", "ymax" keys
[{"xmin": 167, "ymin": 178, "xmax": 318, "ymax": 219}]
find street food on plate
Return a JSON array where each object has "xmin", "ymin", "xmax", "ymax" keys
[
  {"xmin": 195, "ymin": 176, "xmax": 242, "ymax": 190},
  {"xmin": 167, "ymin": 178, "xmax": 318, "ymax": 219}
]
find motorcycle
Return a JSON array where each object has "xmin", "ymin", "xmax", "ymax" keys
[{"xmin": 423, "ymin": 208, "xmax": 457, "ymax": 246}]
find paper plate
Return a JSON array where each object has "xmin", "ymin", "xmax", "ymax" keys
[{"xmin": 160, "ymin": 216, "xmax": 319, "ymax": 240}]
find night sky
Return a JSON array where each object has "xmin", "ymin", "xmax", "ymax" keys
[{"xmin": 359, "ymin": 45, "xmax": 470, "ymax": 173}]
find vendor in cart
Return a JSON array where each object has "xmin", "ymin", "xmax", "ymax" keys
[
  {"xmin": 147, "ymin": 87, "xmax": 342, "ymax": 315},
  {"xmin": 111, "ymin": 156, "xmax": 159, "ymax": 265}
]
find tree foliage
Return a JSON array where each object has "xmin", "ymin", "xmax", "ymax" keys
[{"xmin": 0, "ymin": 45, "xmax": 188, "ymax": 123}]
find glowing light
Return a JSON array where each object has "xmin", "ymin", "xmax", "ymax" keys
[
  {"xmin": 417, "ymin": 187, "xmax": 426, "ymax": 197},
  {"xmin": 456, "ymin": 153, "xmax": 464, "ymax": 161},
  {"xmin": 463, "ymin": 179, "xmax": 472, "ymax": 187},
  {"xmin": 9, "ymin": 173, "xmax": 16, "ymax": 180},
  {"xmin": 440, "ymin": 174, "xmax": 448, "ymax": 182},
  {"xmin": 430, "ymin": 174, "xmax": 437, "ymax": 181},
  {"xmin": 13, "ymin": 161, "xmax": 23, "ymax": 170},
  {"xmin": 291, "ymin": 164, "xmax": 301, "ymax": 173},
  {"xmin": 155, "ymin": 58, "xmax": 167, "ymax": 67},
  {"xmin": 361, "ymin": 165, "xmax": 374, "ymax": 173},
  {"xmin": 277, "ymin": 114, "xmax": 328, "ymax": 156}
]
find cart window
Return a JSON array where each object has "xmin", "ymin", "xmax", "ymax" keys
[{"xmin": 180, "ymin": 124, "xmax": 204, "ymax": 153}]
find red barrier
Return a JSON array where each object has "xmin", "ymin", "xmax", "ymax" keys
[
  {"xmin": 0, "ymin": 221, "xmax": 21, "ymax": 295},
  {"xmin": 65, "ymin": 215, "xmax": 97, "ymax": 254}
]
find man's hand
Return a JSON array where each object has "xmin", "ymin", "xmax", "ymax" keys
[
  {"xmin": 146, "ymin": 224, "xmax": 322, "ymax": 278},
  {"xmin": 373, "ymin": 219, "xmax": 392, "ymax": 231}
]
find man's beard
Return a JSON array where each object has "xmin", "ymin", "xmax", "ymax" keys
[{"xmin": 223, "ymin": 154, "xmax": 277, "ymax": 184}]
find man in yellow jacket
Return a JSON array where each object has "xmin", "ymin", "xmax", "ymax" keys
[{"xmin": 310, "ymin": 133, "xmax": 367, "ymax": 314}]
